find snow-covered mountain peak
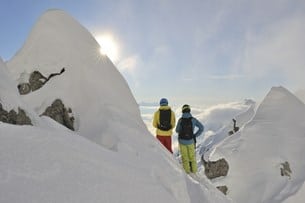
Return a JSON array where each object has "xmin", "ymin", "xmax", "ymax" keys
[
  {"xmin": 8, "ymin": 9, "xmax": 106, "ymax": 77},
  {"xmin": 6, "ymin": 9, "xmax": 141, "ymax": 147},
  {"xmin": 253, "ymin": 86, "xmax": 305, "ymax": 125},
  {"xmin": 265, "ymin": 86, "xmax": 304, "ymax": 106},
  {"xmin": 209, "ymin": 86, "xmax": 305, "ymax": 203}
]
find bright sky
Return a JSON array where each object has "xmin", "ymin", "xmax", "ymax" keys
[{"xmin": 1, "ymin": 0, "xmax": 305, "ymax": 106}]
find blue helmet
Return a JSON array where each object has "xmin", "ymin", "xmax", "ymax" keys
[{"xmin": 159, "ymin": 98, "xmax": 168, "ymax": 106}]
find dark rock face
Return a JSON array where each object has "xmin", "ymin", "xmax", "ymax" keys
[
  {"xmin": 216, "ymin": 185, "xmax": 228, "ymax": 195},
  {"xmin": 41, "ymin": 99, "xmax": 74, "ymax": 131},
  {"xmin": 280, "ymin": 161, "xmax": 292, "ymax": 178},
  {"xmin": 202, "ymin": 157, "xmax": 229, "ymax": 179},
  {"xmin": 15, "ymin": 69, "xmax": 74, "ymax": 130},
  {"xmin": 0, "ymin": 104, "xmax": 32, "ymax": 125},
  {"xmin": 18, "ymin": 83, "xmax": 31, "ymax": 95},
  {"xmin": 29, "ymin": 71, "xmax": 47, "ymax": 91},
  {"xmin": 0, "ymin": 104, "xmax": 8, "ymax": 123},
  {"xmin": 228, "ymin": 118, "xmax": 239, "ymax": 135},
  {"xmin": 16, "ymin": 108, "xmax": 32, "ymax": 125},
  {"xmin": 8, "ymin": 109, "xmax": 17, "ymax": 124}
]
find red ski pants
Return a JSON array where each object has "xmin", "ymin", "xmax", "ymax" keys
[{"xmin": 156, "ymin": 135, "xmax": 173, "ymax": 153}]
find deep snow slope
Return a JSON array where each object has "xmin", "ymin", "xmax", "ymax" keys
[{"xmin": 210, "ymin": 86, "xmax": 305, "ymax": 203}]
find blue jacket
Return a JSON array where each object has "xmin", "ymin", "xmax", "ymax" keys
[{"xmin": 175, "ymin": 112, "xmax": 204, "ymax": 145}]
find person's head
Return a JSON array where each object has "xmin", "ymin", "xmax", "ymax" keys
[
  {"xmin": 182, "ymin": 104, "xmax": 191, "ymax": 113},
  {"xmin": 159, "ymin": 98, "xmax": 168, "ymax": 106}
]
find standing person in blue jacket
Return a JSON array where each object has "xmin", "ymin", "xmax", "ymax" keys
[{"xmin": 175, "ymin": 104, "xmax": 204, "ymax": 174}]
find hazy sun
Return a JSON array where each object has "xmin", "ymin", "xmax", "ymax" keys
[{"xmin": 95, "ymin": 34, "xmax": 119, "ymax": 63}]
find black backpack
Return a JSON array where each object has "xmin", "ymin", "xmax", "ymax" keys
[
  {"xmin": 178, "ymin": 117, "xmax": 194, "ymax": 140},
  {"xmin": 158, "ymin": 109, "xmax": 172, "ymax": 131}
]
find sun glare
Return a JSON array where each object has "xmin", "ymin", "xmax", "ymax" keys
[{"xmin": 95, "ymin": 34, "xmax": 119, "ymax": 63}]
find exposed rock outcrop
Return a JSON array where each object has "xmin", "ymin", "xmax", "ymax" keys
[
  {"xmin": 280, "ymin": 161, "xmax": 292, "ymax": 178},
  {"xmin": 0, "ymin": 103, "xmax": 32, "ymax": 125},
  {"xmin": 18, "ymin": 68, "xmax": 65, "ymax": 95},
  {"xmin": 41, "ymin": 99, "xmax": 74, "ymax": 130},
  {"xmin": 202, "ymin": 157, "xmax": 229, "ymax": 179},
  {"xmin": 228, "ymin": 118, "xmax": 239, "ymax": 135},
  {"xmin": 18, "ymin": 83, "xmax": 31, "ymax": 95},
  {"xmin": 29, "ymin": 71, "xmax": 47, "ymax": 91},
  {"xmin": 217, "ymin": 185, "xmax": 228, "ymax": 195}
]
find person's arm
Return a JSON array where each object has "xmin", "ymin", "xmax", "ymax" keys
[
  {"xmin": 194, "ymin": 118, "xmax": 204, "ymax": 137},
  {"xmin": 175, "ymin": 118, "xmax": 181, "ymax": 133}
]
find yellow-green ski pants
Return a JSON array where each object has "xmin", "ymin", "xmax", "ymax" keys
[{"xmin": 179, "ymin": 143, "xmax": 197, "ymax": 173}]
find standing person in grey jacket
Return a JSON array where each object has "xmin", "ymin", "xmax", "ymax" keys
[{"xmin": 175, "ymin": 104, "xmax": 204, "ymax": 174}]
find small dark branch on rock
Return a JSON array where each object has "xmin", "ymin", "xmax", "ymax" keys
[{"xmin": 45, "ymin": 67, "xmax": 65, "ymax": 83}]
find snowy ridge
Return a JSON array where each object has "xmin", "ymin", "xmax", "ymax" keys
[
  {"xmin": 209, "ymin": 86, "xmax": 305, "ymax": 203},
  {"xmin": 197, "ymin": 100, "xmax": 256, "ymax": 160}
]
